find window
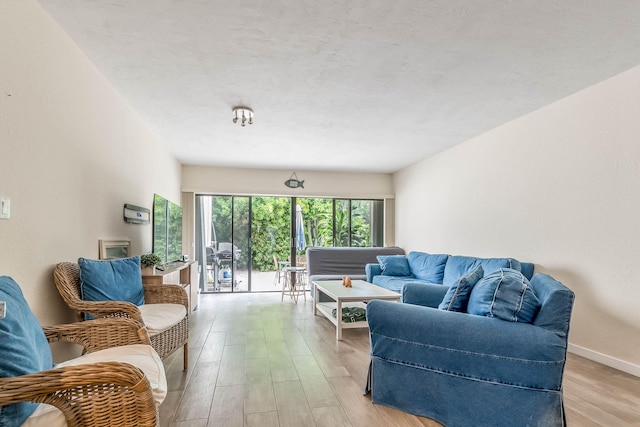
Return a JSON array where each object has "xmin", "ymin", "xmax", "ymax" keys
[
  {"xmin": 297, "ymin": 198, "xmax": 384, "ymax": 247},
  {"xmin": 195, "ymin": 195, "xmax": 385, "ymax": 294}
]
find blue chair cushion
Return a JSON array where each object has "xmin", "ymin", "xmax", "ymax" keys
[
  {"xmin": 438, "ymin": 265, "xmax": 484, "ymax": 312},
  {"xmin": 406, "ymin": 252, "xmax": 449, "ymax": 283},
  {"xmin": 468, "ymin": 268, "xmax": 541, "ymax": 323},
  {"xmin": 376, "ymin": 255, "xmax": 411, "ymax": 277},
  {"xmin": 79, "ymin": 256, "xmax": 145, "ymax": 307},
  {"xmin": 0, "ymin": 276, "xmax": 54, "ymax": 426}
]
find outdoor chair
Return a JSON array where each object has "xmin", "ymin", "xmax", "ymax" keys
[
  {"xmin": 280, "ymin": 264, "xmax": 308, "ymax": 303},
  {"xmin": 293, "ymin": 254, "xmax": 307, "ymax": 268},
  {"xmin": 0, "ymin": 276, "xmax": 165, "ymax": 427},
  {"xmin": 272, "ymin": 255, "xmax": 290, "ymax": 286},
  {"xmin": 54, "ymin": 259, "xmax": 189, "ymax": 370}
]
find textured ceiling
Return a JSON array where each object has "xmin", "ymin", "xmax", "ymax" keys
[{"xmin": 37, "ymin": 1, "xmax": 640, "ymax": 173}]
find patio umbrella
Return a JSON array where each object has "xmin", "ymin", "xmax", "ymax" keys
[
  {"xmin": 203, "ymin": 197, "xmax": 215, "ymax": 247},
  {"xmin": 210, "ymin": 219, "xmax": 217, "ymax": 248},
  {"xmin": 295, "ymin": 204, "xmax": 306, "ymax": 251}
]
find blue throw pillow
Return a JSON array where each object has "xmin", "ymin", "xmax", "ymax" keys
[
  {"xmin": 407, "ymin": 252, "xmax": 449, "ymax": 283},
  {"xmin": 438, "ymin": 265, "xmax": 484, "ymax": 312},
  {"xmin": 0, "ymin": 276, "xmax": 54, "ymax": 426},
  {"xmin": 467, "ymin": 268, "xmax": 541, "ymax": 323},
  {"xmin": 442, "ymin": 256, "xmax": 521, "ymax": 287},
  {"xmin": 376, "ymin": 255, "xmax": 411, "ymax": 277},
  {"xmin": 79, "ymin": 256, "xmax": 145, "ymax": 308}
]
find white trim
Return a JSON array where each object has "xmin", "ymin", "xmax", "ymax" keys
[{"xmin": 568, "ymin": 344, "xmax": 640, "ymax": 378}]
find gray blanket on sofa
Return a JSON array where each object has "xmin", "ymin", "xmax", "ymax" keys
[{"xmin": 306, "ymin": 246, "xmax": 405, "ymax": 298}]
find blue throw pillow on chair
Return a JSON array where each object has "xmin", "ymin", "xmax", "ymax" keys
[
  {"xmin": 467, "ymin": 268, "xmax": 541, "ymax": 323},
  {"xmin": 79, "ymin": 256, "xmax": 145, "ymax": 308},
  {"xmin": 0, "ymin": 276, "xmax": 54, "ymax": 426},
  {"xmin": 377, "ymin": 255, "xmax": 411, "ymax": 277},
  {"xmin": 438, "ymin": 265, "xmax": 484, "ymax": 312}
]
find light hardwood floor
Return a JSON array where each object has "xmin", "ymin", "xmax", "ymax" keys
[{"xmin": 160, "ymin": 292, "xmax": 640, "ymax": 427}]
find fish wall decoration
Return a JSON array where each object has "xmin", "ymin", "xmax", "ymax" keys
[{"xmin": 284, "ymin": 172, "xmax": 304, "ymax": 189}]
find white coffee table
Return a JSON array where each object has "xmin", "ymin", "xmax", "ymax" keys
[{"xmin": 313, "ymin": 279, "xmax": 401, "ymax": 340}]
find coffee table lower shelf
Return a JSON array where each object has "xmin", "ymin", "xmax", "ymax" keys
[
  {"xmin": 315, "ymin": 301, "xmax": 369, "ymax": 330},
  {"xmin": 313, "ymin": 279, "xmax": 401, "ymax": 340}
]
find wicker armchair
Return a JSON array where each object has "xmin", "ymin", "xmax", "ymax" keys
[
  {"xmin": 54, "ymin": 262, "xmax": 189, "ymax": 370},
  {"xmin": 0, "ymin": 318, "xmax": 159, "ymax": 427}
]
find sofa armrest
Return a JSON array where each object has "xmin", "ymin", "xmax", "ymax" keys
[
  {"xmin": 143, "ymin": 283, "xmax": 189, "ymax": 310},
  {"xmin": 366, "ymin": 300, "xmax": 568, "ymax": 390},
  {"xmin": 74, "ymin": 300, "xmax": 144, "ymax": 324},
  {"xmin": 401, "ymin": 282, "xmax": 448, "ymax": 308},
  {"xmin": 0, "ymin": 362, "xmax": 157, "ymax": 426},
  {"xmin": 43, "ymin": 318, "xmax": 150, "ymax": 353},
  {"xmin": 365, "ymin": 263, "xmax": 382, "ymax": 282}
]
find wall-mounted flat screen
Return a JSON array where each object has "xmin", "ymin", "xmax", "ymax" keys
[{"xmin": 153, "ymin": 194, "xmax": 183, "ymax": 265}]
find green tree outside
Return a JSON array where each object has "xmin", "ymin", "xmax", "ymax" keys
[{"xmin": 208, "ymin": 196, "xmax": 380, "ymax": 271}]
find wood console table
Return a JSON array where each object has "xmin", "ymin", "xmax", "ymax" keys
[{"xmin": 142, "ymin": 260, "xmax": 199, "ymax": 312}]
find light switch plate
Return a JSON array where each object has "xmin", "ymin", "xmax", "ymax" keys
[
  {"xmin": 0, "ymin": 197, "xmax": 10, "ymax": 219},
  {"xmin": 0, "ymin": 301, "xmax": 6, "ymax": 319}
]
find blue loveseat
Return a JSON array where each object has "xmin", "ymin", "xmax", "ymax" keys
[
  {"xmin": 365, "ymin": 251, "xmax": 535, "ymax": 293},
  {"xmin": 366, "ymin": 267, "xmax": 575, "ymax": 426}
]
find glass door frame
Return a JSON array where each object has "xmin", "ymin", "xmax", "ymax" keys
[{"xmin": 196, "ymin": 194, "xmax": 384, "ymax": 294}]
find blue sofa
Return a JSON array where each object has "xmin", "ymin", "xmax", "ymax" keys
[
  {"xmin": 365, "ymin": 251, "xmax": 535, "ymax": 293},
  {"xmin": 366, "ymin": 272, "xmax": 575, "ymax": 427}
]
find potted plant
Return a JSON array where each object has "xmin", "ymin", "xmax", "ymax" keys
[{"xmin": 140, "ymin": 253, "xmax": 162, "ymax": 274}]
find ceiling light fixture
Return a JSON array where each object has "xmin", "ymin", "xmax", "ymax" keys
[{"xmin": 232, "ymin": 106, "xmax": 253, "ymax": 127}]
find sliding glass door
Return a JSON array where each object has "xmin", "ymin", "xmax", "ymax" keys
[
  {"xmin": 195, "ymin": 195, "xmax": 383, "ymax": 294},
  {"xmin": 198, "ymin": 195, "xmax": 247, "ymax": 293},
  {"xmin": 196, "ymin": 195, "xmax": 291, "ymax": 293}
]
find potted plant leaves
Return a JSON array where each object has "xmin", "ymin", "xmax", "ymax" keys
[{"xmin": 140, "ymin": 252, "xmax": 162, "ymax": 275}]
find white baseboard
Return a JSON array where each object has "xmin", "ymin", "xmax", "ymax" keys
[{"xmin": 568, "ymin": 344, "xmax": 640, "ymax": 378}]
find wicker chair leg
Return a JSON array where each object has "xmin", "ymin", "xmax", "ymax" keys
[{"xmin": 183, "ymin": 343, "xmax": 189, "ymax": 371}]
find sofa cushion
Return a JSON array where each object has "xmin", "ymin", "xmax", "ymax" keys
[
  {"xmin": 21, "ymin": 404, "xmax": 66, "ymax": 427},
  {"xmin": 0, "ymin": 276, "xmax": 54, "ymax": 427},
  {"xmin": 372, "ymin": 275, "xmax": 412, "ymax": 293},
  {"xmin": 467, "ymin": 268, "xmax": 541, "ymax": 323},
  {"xmin": 139, "ymin": 303, "xmax": 187, "ymax": 335},
  {"xmin": 406, "ymin": 252, "xmax": 449, "ymax": 283},
  {"xmin": 56, "ymin": 343, "xmax": 167, "ymax": 404},
  {"xmin": 443, "ymin": 256, "xmax": 521, "ymax": 287},
  {"xmin": 79, "ymin": 256, "xmax": 144, "ymax": 307},
  {"xmin": 377, "ymin": 255, "xmax": 411, "ymax": 277},
  {"xmin": 438, "ymin": 265, "xmax": 484, "ymax": 312},
  {"xmin": 25, "ymin": 344, "xmax": 167, "ymax": 427}
]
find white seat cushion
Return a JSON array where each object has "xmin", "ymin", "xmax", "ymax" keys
[
  {"xmin": 22, "ymin": 344, "xmax": 166, "ymax": 427},
  {"xmin": 139, "ymin": 303, "xmax": 187, "ymax": 335}
]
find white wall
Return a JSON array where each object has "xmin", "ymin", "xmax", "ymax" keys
[
  {"xmin": 183, "ymin": 166, "xmax": 393, "ymax": 199},
  {"xmin": 394, "ymin": 64, "xmax": 640, "ymax": 376},
  {"xmin": 183, "ymin": 165, "xmax": 395, "ymax": 249},
  {"xmin": 0, "ymin": 0, "xmax": 181, "ymax": 338},
  {"xmin": 182, "ymin": 166, "xmax": 395, "ymax": 257}
]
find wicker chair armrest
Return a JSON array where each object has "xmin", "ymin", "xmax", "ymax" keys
[
  {"xmin": 43, "ymin": 318, "xmax": 150, "ymax": 353},
  {"xmin": 0, "ymin": 362, "xmax": 158, "ymax": 427},
  {"xmin": 143, "ymin": 283, "xmax": 189, "ymax": 309},
  {"xmin": 70, "ymin": 300, "xmax": 145, "ymax": 324}
]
